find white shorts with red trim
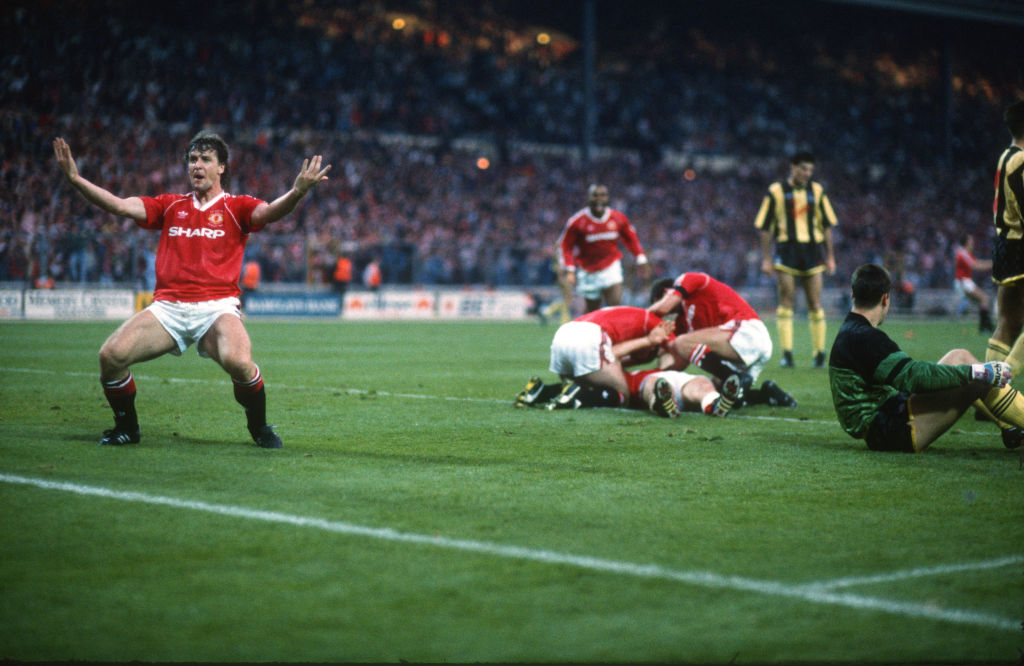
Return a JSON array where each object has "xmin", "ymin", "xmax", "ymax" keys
[
  {"xmin": 639, "ymin": 370, "xmax": 703, "ymax": 407},
  {"xmin": 575, "ymin": 260, "xmax": 623, "ymax": 300},
  {"xmin": 954, "ymin": 276, "xmax": 977, "ymax": 298},
  {"xmin": 723, "ymin": 318, "xmax": 772, "ymax": 381}
]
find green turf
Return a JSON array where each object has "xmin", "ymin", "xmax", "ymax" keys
[{"xmin": 0, "ymin": 317, "xmax": 1020, "ymax": 662}]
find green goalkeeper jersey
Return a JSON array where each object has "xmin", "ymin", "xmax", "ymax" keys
[{"xmin": 828, "ymin": 312, "xmax": 973, "ymax": 438}]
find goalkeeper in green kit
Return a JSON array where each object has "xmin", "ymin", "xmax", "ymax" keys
[{"xmin": 829, "ymin": 263, "xmax": 1024, "ymax": 453}]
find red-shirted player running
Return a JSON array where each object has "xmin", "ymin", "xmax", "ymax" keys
[
  {"xmin": 558, "ymin": 184, "xmax": 650, "ymax": 313},
  {"xmin": 53, "ymin": 132, "xmax": 331, "ymax": 448},
  {"xmin": 953, "ymin": 234, "xmax": 994, "ymax": 332}
]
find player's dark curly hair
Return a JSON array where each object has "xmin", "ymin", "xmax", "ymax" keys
[
  {"xmin": 851, "ymin": 264, "xmax": 892, "ymax": 308},
  {"xmin": 184, "ymin": 130, "xmax": 230, "ymax": 187},
  {"xmin": 791, "ymin": 150, "xmax": 815, "ymax": 165},
  {"xmin": 1005, "ymin": 100, "xmax": 1024, "ymax": 140},
  {"xmin": 649, "ymin": 278, "xmax": 675, "ymax": 305}
]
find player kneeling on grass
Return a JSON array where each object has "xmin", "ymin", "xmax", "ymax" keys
[
  {"xmin": 648, "ymin": 275, "xmax": 797, "ymax": 410},
  {"xmin": 534, "ymin": 305, "xmax": 674, "ymax": 412},
  {"xmin": 829, "ymin": 263, "xmax": 1024, "ymax": 453},
  {"xmin": 516, "ymin": 304, "xmax": 743, "ymax": 418}
]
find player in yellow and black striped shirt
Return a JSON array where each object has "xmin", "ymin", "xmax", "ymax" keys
[
  {"xmin": 755, "ymin": 151, "xmax": 837, "ymax": 369},
  {"xmin": 986, "ymin": 101, "xmax": 1024, "ymax": 375}
]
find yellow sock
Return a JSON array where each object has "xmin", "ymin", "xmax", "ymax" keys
[
  {"xmin": 1004, "ymin": 335, "xmax": 1024, "ymax": 374},
  {"xmin": 809, "ymin": 307, "xmax": 826, "ymax": 353},
  {"xmin": 979, "ymin": 385, "xmax": 1024, "ymax": 428},
  {"xmin": 986, "ymin": 338, "xmax": 1010, "ymax": 363},
  {"xmin": 559, "ymin": 301, "xmax": 571, "ymax": 325},
  {"xmin": 973, "ymin": 399, "xmax": 1010, "ymax": 429},
  {"xmin": 777, "ymin": 307, "xmax": 794, "ymax": 352},
  {"xmin": 975, "ymin": 340, "xmax": 1014, "ymax": 427}
]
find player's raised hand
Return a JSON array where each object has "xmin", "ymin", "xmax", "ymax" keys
[
  {"xmin": 53, "ymin": 137, "xmax": 79, "ymax": 182},
  {"xmin": 294, "ymin": 155, "xmax": 331, "ymax": 196}
]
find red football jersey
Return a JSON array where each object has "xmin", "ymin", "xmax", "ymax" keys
[
  {"xmin": 669, "ymin": 273, "xmax": 760, "ymax": 334},
  {"xmin": 558, "ymin": 207, "xmax": 645, "ymax": 273},
  {"xmin": 138, "ymin": 192, "xmax": 264, "ymax": 302},
  {"xmin": 576, "ymin": 305, "xmax": 665, "ymax": 344},
  {"xmin": 954, "ymin": 246, "xmax": 976, "ymax": 280}
]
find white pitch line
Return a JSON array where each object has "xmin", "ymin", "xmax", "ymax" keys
[
  {"xmin": 0, "ymin": 472, "xmax": 1018, "ymax": 632},
  {"xmin": 802, "ymin": 556, "xmax": 1024, "ymax": 590}
]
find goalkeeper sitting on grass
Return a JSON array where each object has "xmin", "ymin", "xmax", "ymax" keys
[{"xmin": 829, "ymin": 263, "xmax": 1024, "ymax": 453}]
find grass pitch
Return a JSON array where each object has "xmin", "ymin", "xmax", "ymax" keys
[{"xmin": 0, "ymin": 317, "xmax": 1021, "ymax": 663}]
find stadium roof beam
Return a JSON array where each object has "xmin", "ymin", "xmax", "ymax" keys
[{"xmin": 821, "ymin": 0, "xmax": 1024, "ymax": 26}]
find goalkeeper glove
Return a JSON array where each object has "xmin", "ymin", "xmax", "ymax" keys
[{"xmin": 971, "ymin": 361, "xmax": 1012, "ymax": 388}]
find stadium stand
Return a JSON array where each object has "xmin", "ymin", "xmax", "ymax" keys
[{"xmin": 1, "ymin": 0, "xmax": 1021, "ymax": 303}]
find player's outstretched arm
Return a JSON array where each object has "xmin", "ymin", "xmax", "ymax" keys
[
  {"xmin": 53, "ymin": 137, "xmax": 147, "ymax": 221},
  {"xmin": 252, "ymin": 155, "xmax": 332, "ymax": 227},
  {"xmin": 649, "ymin": 290, "xmax": 681, "ymax": 317}
]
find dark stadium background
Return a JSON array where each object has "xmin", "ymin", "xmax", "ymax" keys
[{"xmin": 3, "ymin": 0, "xmax": 1023, "ymax": 305}]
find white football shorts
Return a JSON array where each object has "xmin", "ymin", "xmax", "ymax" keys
[
  {"xmin": 639, "ymin": 370, "xmax": 702, "ymax": 408},
  {"xmin": 148, "ymin": 297, "xmax": 241, "ymax": 357},
  {"xmin": 549, "ymin": 321, "xmax": 615, "ymax": 378},
  {"xmin": 954, "ymin": 276, "xmax": 977, "ymax": 298},
  {"xmin": 575, "ymin": 260, "xmax": 624, "ymax": 300},
  {"xmin": 724, "ymin": 318, "xmax": 772, "ymax": 382}
]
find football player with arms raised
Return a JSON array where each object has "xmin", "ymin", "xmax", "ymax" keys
[{"xmin": 53, "ymin": 132, "xmax": 330, "ymax": 448}]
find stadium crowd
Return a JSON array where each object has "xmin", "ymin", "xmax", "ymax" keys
[{"xmin": 2, "ymin": 0, "xmax": 1021, "ymax": 302}]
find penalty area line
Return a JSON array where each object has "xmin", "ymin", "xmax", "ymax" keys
[
  {"xmin": 802, "ymin": 555, "xmax": 1024, "ymax": 590},
  {"xmin": 0, "ymin": 472, "xmax": 1017, "ymax": 632}
]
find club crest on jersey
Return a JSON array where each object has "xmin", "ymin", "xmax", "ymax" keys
[{"xmin": 207, "ymin": 212, "xmax": 225, "ymax": 227}]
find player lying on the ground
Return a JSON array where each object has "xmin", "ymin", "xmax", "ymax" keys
[
  {"xmin": 523, "ymin": 303, "xmax": 747, "ymax": 417},
  {"xmin": 648, "ymin": 274, "xmax": 797, "ymax": 409},
  {"xmin": 515, "ymin": 368, "xmax": 743, "ymax": 418}
]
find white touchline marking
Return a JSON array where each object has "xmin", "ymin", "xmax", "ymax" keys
[
  {"xmin": 802, "ymin": 556, "xmax": 1024, "ymax": 590},
  {"xmin": 1, "ymin": 473, "xmax": 1018, "ymax": 632}
]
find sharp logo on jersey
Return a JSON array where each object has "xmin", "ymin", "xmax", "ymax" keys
[
  {"xmin": 168, "ymin": 227, "xmax": 226, "ymax": 238},
  {"xmin": 207, "ymin": 212, "xmax": 224, "ymax": 227},
  {"xmin": 585, "ymin": 231, "xmax": 621, "ymax": 242}
]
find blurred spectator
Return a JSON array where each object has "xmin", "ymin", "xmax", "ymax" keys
[
  {"xmin": 333, "ymin": 252, "xmax": 353, "ymax": 300},
  {"xmin": 2, "ymin": 0, "xmax": 1021, "ymax": 296},
  {"xmin": 240, "ymin": 258, "xmax": 261, "ymax": 310},
  {"xmin": 363, "ymin": 257, "xmax": 382, "ymax": 291}
]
